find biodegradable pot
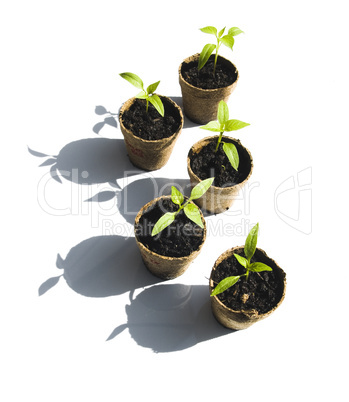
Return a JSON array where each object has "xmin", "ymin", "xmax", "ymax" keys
[
  {"xmin": 178, "ymin": 53, "xmax": 239, "ymax": 124},
  {"xmin": 119, "ymin": 96, "xmax": 183, "ymax": 171},
  {"xmin": 209, "ymin": 246, "xmax": 286, "ymax": 330},
  {"xmin": 134, "ymin": 195, "xmax": 206, "ymax": 280},
  {"xmin": 187, "ymin": 135, "xmax": 253, "ymax": 214}
]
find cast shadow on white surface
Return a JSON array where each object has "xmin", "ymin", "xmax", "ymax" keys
[
  {"xmin": 28, "ymin": 137, "xmax": 141, "ymax": 185},
  {"xmin": 39, "ymin": 235, "xmax": 161, "ymax": 297},
  {"xmin": 93, "ymin": 105, "xmax": 118, "ymax": 134},
  {"xmin": 86, "ymin": 177, "xmax": 194, "ymax": 225},
  {"xmin": 108, "ymin": 283, "xmax": 233, "ymax": 353},
  {"xmin": 86, "ymin": 176, "xmax": 217, "ymax": 228}
]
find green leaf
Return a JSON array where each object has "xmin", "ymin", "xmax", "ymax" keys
[
  {"xmin": 217, "ymin": 100, "xmax": 229, "ymax": 125},
  {"xmin": 234, "ymin": 253, "xmax": 248, "ymax": 268},
  {"xmin": 171, "ymin": 186, "xmax": 184, "ymax": 206},
  {"xmin": 218, "ymin": 27, "xmax": 226, "ymax": 38},
  {"xmin": 190, "ymin": 177, "xmax": 214, "ymax": 200},
  {"xmin": 135, "ymin": 91, "xmax": 147, "ymax": 99},
  {"xmin": 228, "ymin": 27, "xmax": 244, "ymax": 37},
  {"xmin": 151, "ymin": 212, "xmax": 176, "ymax": 236},
  {"xmin": 221, "ymin": 35, "xmax": 235, "ymax": 50},
  {"xmin": 223, "ymin": 142, "xmax": 239, "ymax": 171},
  {"xmin": 248, "ymin": 262, "xmax": 273, "ymax": 273},
  {"xmin": 119, "ymin": 72, "xmax": 144, "ymax": 90},
  {"xmin": 146, "ymin": 80, "xmax": 160, "ymax": 95},
  {"xmin": 200, "ymin": 121, "xmax": 222, "ymax": 132},
  {"xmin": 184, "ymin": 203, "xmax": 204, "ymax": 228},
  {"xmin": 148, "ymin": 94, "xmax": 164, "ymax": 117},
  {"xmin": 200, "ymin": 26, "xmax": 217, "ymax": 36},
  {"xmin": 211, "ymin": 275, "xmax": 241, "ymax": 296},
  {"xmin": 225, "ymin": 119, "xmax": 250, "ymax": 131},
  {"xmin": 198, "ymin": 43, "xmax": 216, "ymax": 70},
  {"xmin": 245, "ymin": 223, "xmax": 259, "ymax": 262}
]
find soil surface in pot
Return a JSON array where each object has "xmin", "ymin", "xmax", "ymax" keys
[
  {"xmin": 181, "ymin": 55, "xmax": 237, "ymax": 89},
  {"xmin": 190, "ymin": 140, "xmax": 250, "ymax": 188},
  {"xmin": 135, "ymin": 198, "xmax": 204, "ymax": 258},
  {"xmin": 211, "ymin": 249, "xmax": 284, "ymax": 314},
  {"xmin": 121, "ymin": 97, "xmax": 181, "ymax": 141}
]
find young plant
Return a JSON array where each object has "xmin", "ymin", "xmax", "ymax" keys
[
  {"xmin": 198, "ymin": 26, "xmax": 243, "ymax": 75},
  {"xmin": 211, "ymin": 223, "xmax": 273, "ymax": 297},
  {"xmin": 151, "ymin": 177, "xmax": 214, "ymax": 236},
  {"xmin": 200, "ymin": 100, "xmax": 249, "ymax": 170},
  {"xmin": 119, "ymin": 72, "xmax": 164, "ymax": 117}
]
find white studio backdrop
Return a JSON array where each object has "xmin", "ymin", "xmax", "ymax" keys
[{"xmin": 1, "ymin": 1, "xmax": 348, "ymax": 401}]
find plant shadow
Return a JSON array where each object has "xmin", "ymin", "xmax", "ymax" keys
[
  {"xmin": 108, "ymin": 283, "xmax": 234, "ymax": 353},
  {"xmin": 39, "ymin": 235, "xmax": 161, "ymax": 298},
  {"xmin": 85, "ymin": 175, "xmax": 215, "ymax": 225},
  {"xmin": 28, "ymin": 137, "xmax": 142, "ymax": 185},
  {"xmin": 93, "ymin": 105, "xmax": 118, "ymax": 134}
]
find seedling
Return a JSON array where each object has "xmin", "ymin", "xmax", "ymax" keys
[
  {"xmin": 211, "ymin": 223, "xmax": 273, "ymax": 296},
  {"xmin": 119, "ymin": 72, "xmax": 164, "ymax": 117},
  {"xmin": 200, "ymin": 100, "xmax": 249, "ymax": 170},
  {"xmin": 198, "ymin": 26, "xmax": 243, "ymax": 75},
  {"xmin": 151, "ymin": 177, "xmax": 214, "ymax": 236}
]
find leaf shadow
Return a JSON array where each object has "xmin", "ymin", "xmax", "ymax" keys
[
  {"xmin": 85, "ymin": 175, "xmax": 216, "ymax": 224},
  {"xmin": 93, "ymin": 105, "xmax": 118, "ymax": 134},
  {"xmin": 39, "ymin": 235, "xmax": 161, "ymax": 298},
  {"xmin": 86, "ymin": 176, "xmax": 192, "ymax": 225},
  {"xmin": 28, "ymin": 137, "xmax": 141, "ymax": 185}
]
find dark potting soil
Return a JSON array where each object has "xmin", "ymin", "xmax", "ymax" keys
[
  {"xmin": 190, "ymin": 139, "xmax": 251, "ymax": 188},
  {"xmin": 120, "ymin": 97, "xmax": 181, "ymax": 141},
  {"xmin": 181, "ymin": 55, "xmax": 238, "ymax": 89},
  {"xmin": 211, "ymin": 249, "xmax": 285, "ymax": 314},
  {"xmin": 135, "ymin": 198, "xmax": 204, "ymax": 258}
]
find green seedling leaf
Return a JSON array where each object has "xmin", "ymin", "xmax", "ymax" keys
[
  {"xmin": 190, "ymin": 177, "xmax": 214, "ymax": 200},
  {"xmin": 218, "ymin": 27, "xmax": 226, "ymax": 38},
  {"xmin": 211, "ymin": 222, "xmax": 272, "ymax": 295},
  {"xmin": 245, "ymin": 223, "xmax": 259, "ymax": 262},
  {"xmin": 200, "ymin": 121, "xmax": 222, "ymax": 132},
  {"xmin": 152, "ymin": 212, "xmax": 176, "ymax": 236},
  {"xmin": 171, "ymin": 186, "xmax": 184, "ymax": 206},
  {"xmin": 234, "ymin": 253, "xmax": 248, "ymax": 268},
  {"xmin": 184, "ymin": 203, "xmax": 203, "ymax": 228},
  {"xmin": 135, "ymin": 91, "xmax": 147, "ymax": 99},
  {"xmin": 211, "ymin": 275, "xmax": 241, "ymax": 296},
  {"xmin": 198, "ymin": 25, "xmax": 243, "ymax": 72},
  {"xmin": 248, "ymin": 262, "xmax": 273, "ymax": 273},
  {"xmin": 198, "ymin": 43, "xmax": 216, "ymax": 70},
  {"xmin": 228, "ymin": 27, "xmax": 244, "ymax": 37},
  {"xmin": 217, "ymin": 100, "xmax": 229, "ymax": 125},
  {"xmin": 148, "ymin": 94, "xmax": 164, "ymax": 117},
  {"xmin": 147, "ymin": 81, "xmax": 160, "ymax": 95},
  {"xmin": 120, "ymin": 72, "xmax": 144, "ymax": 90},
  {"xmin": 221, "ymin": 35, "xmax": 235, "ymax": 50},
  {"xmin": 152, "ymin": 180, "xmax": 212, "ymax": 236},
  {"xmin": 223, "ymin": 142, "xmax": 239, "ymax": 171},
  {"xmin": 200, "ymin": 26, "xmax": 217, "ymax": 36},
  {"xmin": 225, "ymin": 119, "xmax": 250, "ymax": 131}
]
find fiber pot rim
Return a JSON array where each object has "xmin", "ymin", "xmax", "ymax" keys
[
  {"xmin": 134, "ymin": 195, "xmax": 207, "ymax": 261},
  {"xmin": 209, "ymin": 246, "xmax": 286, "ymax": 322},
  {"xmin": 119, "ymin": 95, "xmax": 184, "ymax": 144},
  {"xmin": 179, "ymin": 53, "xmax": 239, "ymax": 93},
  {"xmin": 187, "ymin": 135, "xmax": 254, "ymax": 190}
]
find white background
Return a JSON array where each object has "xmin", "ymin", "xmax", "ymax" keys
[{"xmin": 1, "ymin": 1, "xmax": 348, "ymax": 401}]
